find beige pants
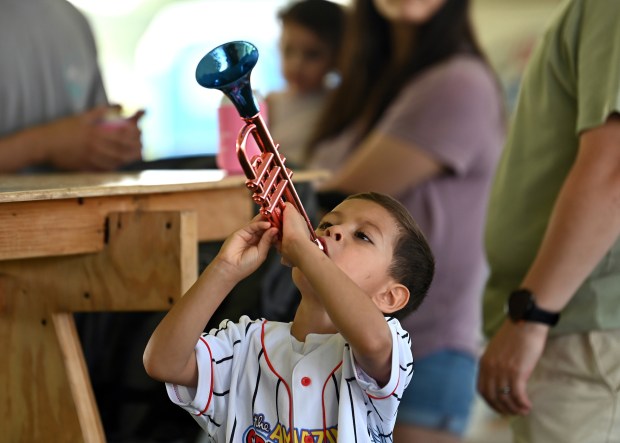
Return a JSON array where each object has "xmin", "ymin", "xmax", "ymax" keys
[{"xmin": 511, "ymin": 329, "xmax": 620, "ymax": 443}]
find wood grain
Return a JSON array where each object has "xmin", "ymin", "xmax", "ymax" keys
[
  {"xmin": 0, "ymin": 210, "xmax": 197, "ymax": 442},
  {"xmin": 0, "ymin": 187, "xmax": 251, "ymax": 261}
]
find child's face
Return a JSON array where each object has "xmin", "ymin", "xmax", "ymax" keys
[
  {"xmin": 297, "ymin": 198, "xmax": 400, "ymax": 297},
  {"xmin": 279, "ymin": 22, "xmax": 335, "ymax": 94}
]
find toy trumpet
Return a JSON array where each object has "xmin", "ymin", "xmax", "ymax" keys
[{"xmin": 195, "ymin": 40, "xmax": 323, "ymax": 250}]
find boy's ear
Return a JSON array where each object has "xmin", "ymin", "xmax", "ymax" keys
[{"xmin": 375, "ymin": 283, "xmax": 410, "ymax": 314}]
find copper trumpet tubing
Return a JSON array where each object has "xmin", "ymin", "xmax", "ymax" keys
[{"xmin": 236, "ymin": 113, "xmax": 322, "ymax": 249}]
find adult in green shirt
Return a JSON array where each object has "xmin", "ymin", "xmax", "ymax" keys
[{"xmin": 478, "ymin": 1, "xmax": 620, "ymax": 442}]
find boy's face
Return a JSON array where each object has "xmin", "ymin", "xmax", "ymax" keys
[
  {"xmin": 294, "ymin": 198, "xmax": 400, "ymax": 297},
  {"xmin": 279, "ymin": 22, "xmax": 334, "ymax": 94}
]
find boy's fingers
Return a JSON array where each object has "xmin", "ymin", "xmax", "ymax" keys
[
  {"xmin": 260, "ymin": 227, "xmax": 278, "ymax": 246},
  {"xmin": 246, "ymin": 219, "xmax": 272, "ymax": 232}
]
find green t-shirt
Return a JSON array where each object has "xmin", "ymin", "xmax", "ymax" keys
[{"xmin": 483, "ymin": 0, "xmax": 620, "ymax": 337}]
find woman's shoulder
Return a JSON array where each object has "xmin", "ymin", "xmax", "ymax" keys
[{"xmin": 398, "ymin": 54, "xmax": 499, "ymax": 106}]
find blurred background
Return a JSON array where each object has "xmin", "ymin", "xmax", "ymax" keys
[{"xmin": 67, "ymin": 0, "xmax": 561, "ymax": 162}]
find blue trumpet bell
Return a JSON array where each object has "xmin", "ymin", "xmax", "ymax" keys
[{"xmin": 195, "ymin": 40, "xmax": 260, "ymax": 118}]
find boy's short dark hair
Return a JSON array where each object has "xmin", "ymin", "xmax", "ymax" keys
[
  {"xmin": 345, "ymin": 192, "xmax": 434, "ymax": 318},
  {"xmin": 278, "ymin": 0, "xmax": 346, "ymax": 55}
]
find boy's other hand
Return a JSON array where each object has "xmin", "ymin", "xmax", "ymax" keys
[
  {"xmin": 215, "ymin": 214, "xmax": 278, "ymax": 280},
  {"xmin": 280, "ymin": 203, "xmax": 318, "ymax": 267}
]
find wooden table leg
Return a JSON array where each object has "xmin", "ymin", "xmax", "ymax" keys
[
  {"xmin": 0, "ymin": 275, "xmax": 102, "ymax": 442},
  {"xmin": 0, "ymin": 210, "xmax": 197, "ymax": 442},
  {"xmin": 54, "ymin": 313, "xmax": 105, "ymax": 442}
]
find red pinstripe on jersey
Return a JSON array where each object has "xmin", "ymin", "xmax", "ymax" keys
[
  {"xmin": 261, "ymin": 320, "xmax": 294, "ymax": 440},
  {"xmin": 367, "ymin": 363, "xmax": 400, "ymax": 400},
  {"xmin": 196, "ymin": 336, "xmax": 214, "ymax": 416},
  {"xmin": 322, "ymin": 361, "xmax": 343, "ymax": 437}
]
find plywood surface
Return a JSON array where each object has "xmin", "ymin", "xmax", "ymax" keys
[{"xmin": 0, "ymin": 169, "xmax": 328, "ymax": 202}]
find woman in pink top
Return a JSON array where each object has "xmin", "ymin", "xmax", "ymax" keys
[{"xmin": 305, "ymin": 1, "xmax": 505, "ymax": 442}]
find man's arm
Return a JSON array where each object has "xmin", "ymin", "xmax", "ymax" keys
[
  {"xmin": 0, "ymin": 106, "xmax": 144, "ymax": 172},
  {"xmin": 478, "ymin": 114, "xmax": 620, "ymax": 415},
  {"xmin": 0, "ymin": 126, "xmax": 48, "ymax": 172},
  {"xmin": 521, "ymin": 114, "xmax": 620, "ymax": 311},
  {"xmin": 143, "ymin": 217, "xmax": 277, "ymax": 388}
]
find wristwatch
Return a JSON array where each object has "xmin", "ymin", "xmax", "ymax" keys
[{"xmin": 507, "ymin": 289, "xmax": 560, "ymax": 326}]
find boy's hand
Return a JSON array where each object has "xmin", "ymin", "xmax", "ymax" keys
[
  {"xmin": 280, "ymin": 203, "xmax": 317, "ymax": 267},
  {"xmin": 215, "ymin": 215, "xmax": 278, "ymax": 280}
]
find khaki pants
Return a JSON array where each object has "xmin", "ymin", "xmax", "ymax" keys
[{"xmin": 511, "ymin": 329, "xmax": 620, "ymax": 443}]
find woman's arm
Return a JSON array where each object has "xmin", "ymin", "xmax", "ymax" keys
[{"xmin": 319, "ymin": 130, "xmax": 443, "ymax": 195}]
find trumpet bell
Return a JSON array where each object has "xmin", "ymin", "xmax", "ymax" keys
[
  {"xmin": 194, "ymin": 40, "xmax": 324, "ymax": 250},
  {"xmin": 195, "ymin": 40, "xmax": 260, "ymax": 118}
]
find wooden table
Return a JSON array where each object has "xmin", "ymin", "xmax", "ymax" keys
[{"xmin": 0, "ymin": 169, "xmax": 325, "ymax": 442}]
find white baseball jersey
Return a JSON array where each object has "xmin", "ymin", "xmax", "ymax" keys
[{"xmin": 167, "ymin": 315, "xmax": 414, "ymax": 443}]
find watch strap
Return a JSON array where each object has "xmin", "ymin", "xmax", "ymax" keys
[
  {"xmin": 508, "ymin": 288, "xmax": 561, "ymax": 327},
  {"xmin": 525, "ymin": 305, "xmax": 560, "ymax": 326}
]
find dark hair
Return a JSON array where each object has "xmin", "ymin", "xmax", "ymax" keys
[
  {"xmin": 345, "ymin": 192, "xmax": 434, "ymax": 318},
  {"xmin": 277, "ymin": 0, "xmax": 346, "ymax": 55},
  {"xmin": 306, "ymin": 0, "xmax": 489, "ymax": 155}
]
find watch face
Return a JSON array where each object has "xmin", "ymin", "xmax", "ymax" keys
[{"xmin": 508, "ymin": 290, "xmax": 533, "ymax": 322}]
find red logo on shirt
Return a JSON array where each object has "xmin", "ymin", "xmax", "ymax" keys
[{"xmin": 246, "ymin": 429, "xmax": 266, "ymax": 443}]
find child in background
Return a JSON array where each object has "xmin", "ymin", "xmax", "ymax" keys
[
  {"xmin": 266, "ymin": 0, "xmax": 345, "ymax": 167},
  {"xmin": 143, "ymin": 192, "xmax": 434, "ymax": 442}
]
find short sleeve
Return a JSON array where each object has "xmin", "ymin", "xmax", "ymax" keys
[
  {"xmin": 576, "ymin": 1, "xmax": 620, "ymax": 132},
  {"xmin": 351, "ymin": 318, "xmax": 413, "ymax": 399},
  {"xmin": 166, "ymin": 334, "xmax": 215, "ymax": 413},
  {"xmin": 377, "ymin": 56, "xmax": 501, "ymax": 175},
  {"xmin": 165, "ymin": 316, "xmax": 261, "ymax": 429}
]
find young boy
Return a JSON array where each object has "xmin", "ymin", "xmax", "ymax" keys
[{"xmin": 143, "ymin": 192, "xmax": 434, "ymax": 442}]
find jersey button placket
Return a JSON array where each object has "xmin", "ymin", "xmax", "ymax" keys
[{"xmin": 301, "ymin": 376, "xmax": 312, "ymax": 387}]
